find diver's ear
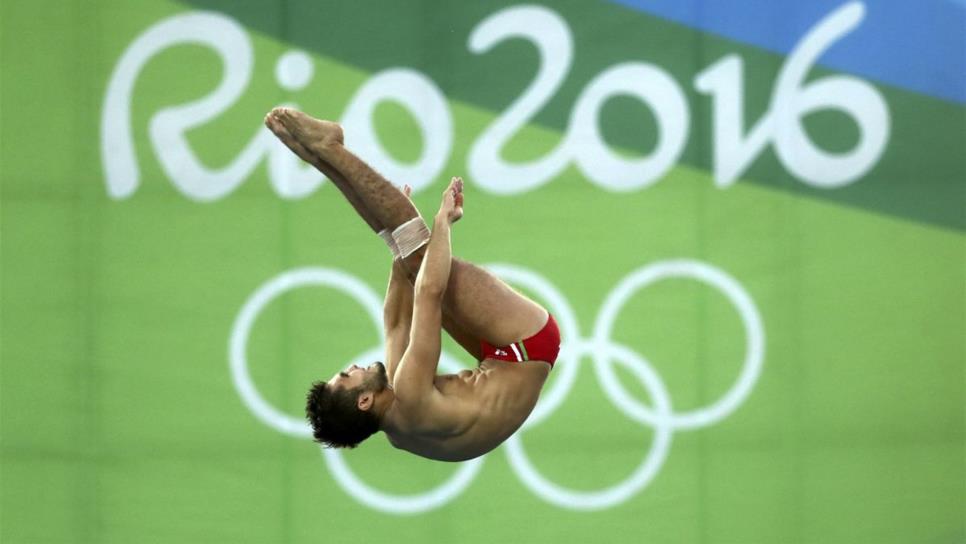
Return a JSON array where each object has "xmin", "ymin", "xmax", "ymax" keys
[{"xmin": 357, "ymin": 391, "xmax": 374, "ymax": 412}]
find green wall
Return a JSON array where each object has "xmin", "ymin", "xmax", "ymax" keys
[{"xmin": 2, "ymin": 1, "xmax": 963, "ymax": 542}]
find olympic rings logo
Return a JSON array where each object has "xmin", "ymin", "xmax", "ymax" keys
[{"xmin": 229, "ymin": 259, "xmax": 765, "ymax": 514}]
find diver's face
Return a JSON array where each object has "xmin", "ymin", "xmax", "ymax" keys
[{"xmin": 327, "ymin": 361, "xmax": 388, "ymax": 391}]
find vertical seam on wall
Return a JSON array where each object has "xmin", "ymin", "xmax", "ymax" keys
[
  {"xmin": 693, "ymin": 4, "xmax": 710, "ymax": 542},
  {"xmin": 76, "ymin": 0, "xmax": 103, "ymax": 539},
  {"xmin": 791, "ymin": 154, "xmax": 805, "ymax": 544},
  {"xmin": 278, "ymin": 1, "xmax": 294, "ymax": 541}
]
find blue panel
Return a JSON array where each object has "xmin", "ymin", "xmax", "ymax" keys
[{"xmin": 609, "ymin": 0, "xmax": 966, "ymax": 103}]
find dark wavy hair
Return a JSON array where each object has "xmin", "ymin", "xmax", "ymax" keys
[{"xmin": 305, "ymin": 381, "xmax": 380, "ymax": 448}]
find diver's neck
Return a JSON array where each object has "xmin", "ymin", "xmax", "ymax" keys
[{"xmin": 374, "ymin": 388, "xmax": 398, "ymax": 431}]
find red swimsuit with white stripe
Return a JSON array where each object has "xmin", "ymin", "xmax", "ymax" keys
[{"xmin": 479, "ymin": 314, "xmax": 560, "ymax": 368}]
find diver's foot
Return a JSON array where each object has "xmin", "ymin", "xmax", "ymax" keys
[
  {"xmin": 270, "ymin": 107, "xmax": 344, "ymax": 161},
  {"xmin": 264, "ymin": 111, "xmax": 318, "ymax": 166}
]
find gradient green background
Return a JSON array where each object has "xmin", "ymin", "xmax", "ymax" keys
[{"xmin": 2, "ymin": 1, "xmax": 963, "ymax": 543}]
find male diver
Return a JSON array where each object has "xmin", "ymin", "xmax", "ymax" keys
[{"xmin": 265, "ymin": 108, "xmax": 559, "ymax": 461}]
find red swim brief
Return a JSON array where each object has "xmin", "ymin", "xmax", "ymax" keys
[{"xmin": 480, "ymin": 314, "xmax": 560, "ymax": 368}]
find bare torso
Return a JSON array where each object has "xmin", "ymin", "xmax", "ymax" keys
[{"xmin": 384, "ymin": 358, "xmax": 551, "ymax": 461}]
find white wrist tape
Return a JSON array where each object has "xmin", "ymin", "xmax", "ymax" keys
[
  {"xmin": 391, "ymin": 216, "xmax": 430, "ymax": 259},
  {"xmin": 378, "ymin": 229, "xmax": 401, "ymax": 259}
]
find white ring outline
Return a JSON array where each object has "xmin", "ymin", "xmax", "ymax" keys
[
  {"xmin": 592, "ymin": 259, "xmax": 765, "ymax": 429},
  {"xmin": 229, "ymin": 267, "xmax": 384, "ymax": 438},
  {"xmin": 505, "ymin": 342, "xmax": 673, "ymax": 510},
  {"xmin": 483, "ymin": 263, "xmax": 581, "ymax": 429},
  {"xmin": 323, "ymin": 347, "xmax": 485, "ymax": 515},
  {"xmin": 229, "ymin": 268, "xmax": 484, "ymax": 514}
]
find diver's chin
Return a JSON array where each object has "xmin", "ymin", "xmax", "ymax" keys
[{"xmin": 370, "ymin": 361, "xmax": 389, "ymax": 389}]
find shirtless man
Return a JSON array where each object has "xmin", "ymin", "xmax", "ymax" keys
[{"xmin": 263, "ymin": 107, "xmax": 560, "ymax": 462}]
